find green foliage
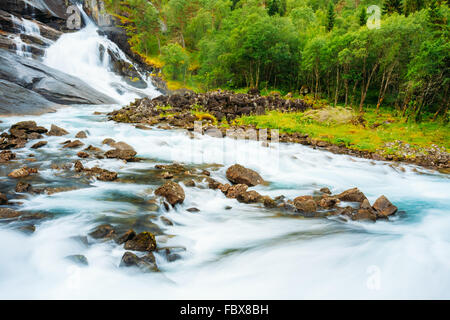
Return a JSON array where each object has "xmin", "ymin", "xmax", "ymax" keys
[
  {"xmin": 103, "ymin": 0, "xmax": 449, "ymax": 122},
  {"xmin": 326, "ymin": 1, "xmax": 335, "ymax": 31},
  {"xmin": 160, "ymin": 43, "xmax": 190, "ymax": 81},
  {"xmin": 383, "ymin": 0, "xmax": 403, "ymax": 15},
  {"xmin": 359, "ymin": 6, "xmax": 367, "ymax": 26}
]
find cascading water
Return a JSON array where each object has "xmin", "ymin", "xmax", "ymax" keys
[
  {"xmin": 43, "ymin": 7, "xmax": 160, "ymax": 104},
  {"xmin": 10, "ymin": 14, "xmax": 41, "ymax": 58},
  {"xmin": 0, "ymin": 6, "xmax": 449, "ymax": 300}
]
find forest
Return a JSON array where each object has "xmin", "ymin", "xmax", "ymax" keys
[{"xmin": 103, "ymin": 0, "xmax": 449, "ymax": 122}]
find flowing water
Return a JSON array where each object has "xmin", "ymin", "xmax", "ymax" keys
[{"xmin": 0, "ymin": 11, "xmax": 449, "ymax": 300}]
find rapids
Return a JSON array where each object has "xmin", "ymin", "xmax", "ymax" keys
[{"xmin": 0, "ymin": 8, "xmax": 449, "ymax": 300}]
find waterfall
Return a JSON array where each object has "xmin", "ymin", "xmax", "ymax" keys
[
  {"xmin": 42, "ymin": 6, "xmax": 160, "ymax": 105},
  {"xmin": 10, "ymin": 14, "xmax": 41, "ymax": 58}
]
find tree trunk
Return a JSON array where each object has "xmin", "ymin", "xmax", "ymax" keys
[{"xmin": 334, "ymin": 67, "xmax": 340, "ymax": 107}]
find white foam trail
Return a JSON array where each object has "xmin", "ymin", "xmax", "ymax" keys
[{"xmin": 0, "ymin": 105, "xmax": 449, "ymax": 299}]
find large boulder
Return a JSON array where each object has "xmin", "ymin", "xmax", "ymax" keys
[
  {"xmin": 336, "ymin": 187, "xmax": 367, "ymax": 203},
  {"xmin": 226, "ymin": 164, "xmax": 264, "ymax": 186},
  {"xmin": 373, "ymin": 195, "xmax": 398, "ymax": 218},
  {"xmin": 155, "ymin": 181, "xmax": 185, "ymax": 206}
]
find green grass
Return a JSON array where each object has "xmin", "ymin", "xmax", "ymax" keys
[{"xmin": 235, "ymin": 108, "xmax": 450, "ymax": 153}]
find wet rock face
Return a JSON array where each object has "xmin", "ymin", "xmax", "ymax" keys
[
  {"xmin": 123, "ymin": 232, "xmax": 156, "ymax": 252},
  {"xmin": 8, "ymin": 167, "xmax": 37, "ymax": 178},
  {"xmin": 15, "ymin": 181, "xmax": 32, "ymax": 193},
  {"xmin": 155, "ymin": 181, "xmax": 185, "ymax": 206},
  {"xmin": 237, "ymin": 190, "xmax": 262, "ymax": 204},
  {"xmin": 0, "ymin": 48, "xmax": 116, "ymax": 115},
  {"xmin": 226, "ymin": 164, "xmax": 264, "ymax": 187},
  {"xmin": 373, "ymin": 195, "xmax": 398, "ymax": 218}
]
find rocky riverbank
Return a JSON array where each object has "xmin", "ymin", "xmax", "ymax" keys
[{"xmin": 109, "ymin": 90, "xmax": 449, "ymax": 173}]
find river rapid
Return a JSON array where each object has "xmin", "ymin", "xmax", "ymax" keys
[{"xmin": 0, "ymin": 10, "xmax": 449, "ymax": 300}]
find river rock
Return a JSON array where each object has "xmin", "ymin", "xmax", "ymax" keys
[
  {"xmin": 31, "ymin": 141, "xmax": 47, "ymax": 149},
  {"xmin": 336, "ymin": 187, "xmax": 367, "ymax": 203},
  {"xmin": 320, "ymin": 187, "xmax": 331, "ymax": 194},
  {"xmin": 116, "ymin": 229, "xmax": 136, "ymax": 245},
  {"xmin": 8, "ymin": 167, "xmax": 36, "ymax": 178},
  {"xmin": 0, "ymin": 150, "xmax": 16, "ymax": 162},
  {"xmin": 0, "ymin": 192, "xmax": 8, "ymax": 205},
  {"xmin": 89, "ymin": 224, "xmax": 116, "ymax": 239},
  {"xmin": 155, "ymin": 181, "xmax": 185, "ymax": 206},
  {"xmin": 237, "ymin": 190, "xmax": 262, "ymax": 203},
  {"xmin": 75, "ymin": 131, "xmax": 87, "ymax": 139},
  {"xmin": 124, "ymin": 232, "xmax": 156, "ymax": 252},
  {"xmin": 226, "ymin": 164, "xmax": 264, "ymax": 186},
  {"xmin": 104, "ymin": 141, "xmax": 137, "ymax": 161},
  {"xmin": 293, "ymin": 196, "xmax": 317, "ymax": 213},
  {"xmin": 224, "ymin": 184, "xmax": 248, "ymax": 199},
  {"xmin": 15, "ymin": 181, "xmax": 32, "ymax": 193},
  {"xmin": 318, "ymin": 196, "xmax": 340, "ymax": 208},
  {"xmin": 119, "ymin": 251, "xmax": 158, "ymax": 272},
  {"xmin": 10, "ymin": 121, "xmax": 47, "ymax": 134},
  {"xmin": 373, "ymin": 195, "xmax": 398, "ymax": 218},
  {"xmin": 65, "ymin": 255, "xmax": 89, "ymax": 267},
  {"xmin": 77, "ymin": 151, "xmax": 89, "ymax": 158},
  {"xmin": 0, "ymin": 208, "xmax": 21, "ymax": 219},
  {"xmin": 47, "ymin": 124, "xmax": 69, "ymax": 136},
  {"xmin": 63, "ymin": 140, "xmax": 84, "ymax": 148}
]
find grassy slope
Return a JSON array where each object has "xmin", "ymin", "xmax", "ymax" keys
[{"xmin": 235, "ymin": 107, "xmax": 449, "ymax": 155}]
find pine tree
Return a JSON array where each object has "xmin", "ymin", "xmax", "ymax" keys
[
  {"xmin": 267, "ymin": 0, "xmax": 280, "ymax": 16},
  {"xmin": 359, "ymin": 6, "xmax": 367, "ymax": 26},
  {"xmin": 326, "ymin": 1, "xmax": 335, "ymax": 31},
  {"xmin": 383, "ymin": 0, "xmax": 403, "ymax": 15}
]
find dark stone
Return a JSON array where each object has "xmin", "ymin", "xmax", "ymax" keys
[
  {"xmin": 124, "ymin": 232, "xmax": 157, "ymax": 252},
  {"xmin": 226, "ymin": 164, "xmax": 264, "ymax": 186},
  {"xmin": 89, "ymin": 224, "xmax": 116, "ymax": 239}
]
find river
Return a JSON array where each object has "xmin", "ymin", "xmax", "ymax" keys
[{"xmin": 0, "ymin": 9, "xmax": 449, "ymax": 299}]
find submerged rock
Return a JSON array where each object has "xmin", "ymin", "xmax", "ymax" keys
[
  {"xmin": 0, "ymin": 150, "xmax": 16, "ymax": 162},
  {"xmin": 31, "ymin": 141, "xmax": 47, "ymax": 149},
  {"xmin": 155, "ymin": 181, "xmax": 185, "ymax": 206},
  {"xmin": 119, "ymin": 251, "xmax": 158, "ymax": 272},
  {"xmin": 8, "ymin": 167, "xmax": 37, "ymax": 178},
  {"xmin": 124, "ymin": 232, "xmax": 157, "ymax": 252},
  {"xmin": 226, "ymin": 164, "xmax": 264, "ymax": 186},
  {"xmin": 15, "ymin": 181, "xmax": 32, "ymax": 193},
  {"xmin": 65, "ymin": 255, "xmax": 89, "ymax": 267},
  {"xmin": 116, "ymin": 229, "xmax": 136, "ymax": 245},
  {"xmin": 0, "ymin": 208, "xmax": 21, "ymax": 219},
  {"xmin": 89, "ymin": 224, "xmax": 116, "ymax": 239},
  {"xmin": 0, "ymin": 192, "xmax": 8, "ymax": 205},
  {"xmin": 75, "ymin": 131, "xmax": 87, "ymax": 139}
]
